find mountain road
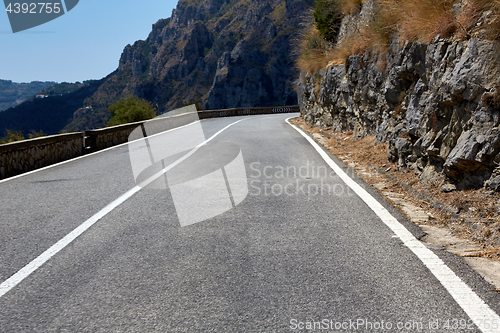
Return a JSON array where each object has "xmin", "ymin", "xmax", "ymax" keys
[{"xmin": 1, "ymin": 113, "xmax": 499, "ymax": 332}]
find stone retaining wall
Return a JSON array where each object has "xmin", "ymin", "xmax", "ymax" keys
[
  {"xmin": 298, "ymin": 0, "xmax": 500, "ymax": 191},
  {"xmin": 0, "ymin": 133, "xmax": 83, "ymax": 179},
  {"xmin": 84, "ymin": 122, "xmax": 142, "ymax": 153}
]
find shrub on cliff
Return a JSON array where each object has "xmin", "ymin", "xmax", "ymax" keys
[
  {"xmin": 107, "ymin": 97, "xmax": 157, "ymax": 126},
  {"xmin": 299, "ymin": 0, "xmax": 500, "ymax": 71},
  {"xmin": 297, "ymin": 25, "xmax": 333, "ymax": 73},
  {"xmin": 313, "ymin": 0, "xmax": 341, "ymax": 42},
  {"xmin": 377, "ymin": 0, "xmax": 456, "ymax": 43},
  {"xmin": 300, "ymin": 0, "xmax": 372, "ymax": 72}
]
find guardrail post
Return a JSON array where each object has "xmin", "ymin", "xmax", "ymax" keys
[{"xmin": 84, "ymin": 131, "xmax": 97, "ymax": 154}]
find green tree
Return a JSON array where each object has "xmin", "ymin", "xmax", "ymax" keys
[
  {"xmin": 0, "ymin": 130, "xmax": 25, "ymax": 144},
  {"xmin": 107, "ymin": 96, "xmax": 157, "ymax": 126},
  {"xmin": 313, "ymin": 0, "xmax": 341, "ymax": 43},
  {"xmin": 28, "ymin": 130, "xmax": 46, "ymax": 139}
]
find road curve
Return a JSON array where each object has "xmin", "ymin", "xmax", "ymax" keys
[{"xmin": 0, "ymin": 114, "xmax": 499, "ymax": 332}]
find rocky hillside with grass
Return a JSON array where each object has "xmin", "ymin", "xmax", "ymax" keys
[
  {"xmin": 298, "ymin": 0, "xmax": 500, "ymax": 191},
  {"xmin": 63, "ymin": 0, "xmax": 312, "ymax": 131}
]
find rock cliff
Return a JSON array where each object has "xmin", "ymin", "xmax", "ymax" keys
[
  {"xmin": 298, "ymin": 0, "xmax": 500, "ymax": 191},
  {"xmin": 65, "ymin": 0, "xmax": 311, "ymax": 131}
]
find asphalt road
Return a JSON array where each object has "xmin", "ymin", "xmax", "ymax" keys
[{"xmin": 1, "ymin": 113, "xmax": 500, "ymax": 332}]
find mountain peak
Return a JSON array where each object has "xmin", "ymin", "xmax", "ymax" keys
[{"xmin": 64, "ymin": 0, "xmax": 312, "ymax": 131}]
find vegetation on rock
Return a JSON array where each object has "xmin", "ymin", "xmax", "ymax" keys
[
  {"xmin": 298, "ymin": 0, "xmax": 500, "ymax": 192},
  {"xmin": 313, "ymin": 0, "xmax": 341, "ymax": 43},
  {"xmin": 0, "ymin": 130, "xmax": 25, "ymax": 144},
  {"xmin": 107, "ymin": 97, "xmax": 157, "ymax": 126},
  {"xmin": 299, "ymin": 0, "xmax": 500, "ymax": 73}
]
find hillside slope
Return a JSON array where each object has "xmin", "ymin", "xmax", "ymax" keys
[
  {"xmin": 0, "ymin": 80, "xmax": 56, "ymax": 111},
  {"xmin": 0, "ymin": 80, "xmax": 103, "ymax": 136}
]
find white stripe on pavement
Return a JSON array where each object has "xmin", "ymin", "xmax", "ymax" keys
[
  {"xmin": 0, "ymin": 118, "xmax": 246, "ymax": 299},
  {"xmin": 0, "ymin": 119, "xmax": 203, "ymax": 185},
  {"xmin": 286, "ymin": 117, "xmax": 500, "ymax": 333}
]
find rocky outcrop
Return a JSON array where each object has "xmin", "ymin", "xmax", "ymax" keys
[
  {"xmin": 299, "ymin": 2, "xmax": 500, "ymax": 191},
  {"xmin": 67, "ymin": 0, "xmax": 310, "ymax": 131}
]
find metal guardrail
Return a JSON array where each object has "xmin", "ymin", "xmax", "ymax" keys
[{"xmin": 198, "ymin": 106, "xmax": 298, "ymax": 119}]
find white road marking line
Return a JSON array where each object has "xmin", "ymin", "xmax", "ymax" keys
[
  {"xmin": 0, "ymin": 119, "xmax": 246, "ymax": 299},
  {"xmin": 0, "ymin": 114, "xmax": 289, "ymax": 185},
  {"xmin": 286, "ymin": 117, "xmax": 500, "ymax": 333},
  {"xmin": 0, "ymin": 120, "xmax": 202, "ymax": 185}
]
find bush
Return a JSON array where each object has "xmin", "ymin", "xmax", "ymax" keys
[
  {"xmin": 28, "ymin": 130, "xmax": 46, "ymax": 139},
  {"xmin": 338, "ymin": 0, "xmax": 365, "ymax": 16},
  {"xmin": 313, "ymin": 0, "xmax": 341, "ymax": 42},
  {"xmin": 0, "ymin": 130, "xmax": 25, "ymax": 144},
  {"xmin": 183, "ymin": 98, "xmax": 205, "ymax": 111},
  {"xmin": 380, "ymin": 0, "xmax": 456, "ymax": 43},
  {"xmin": 107, "ymin": 97, "xmax": 157, "ymax": 126}
]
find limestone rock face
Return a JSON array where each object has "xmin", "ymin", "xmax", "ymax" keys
[{"xmin": 298, "ymin": 2, "xmax": 500, "ymax": 190}]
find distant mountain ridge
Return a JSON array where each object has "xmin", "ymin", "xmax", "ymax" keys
[
  {"xmin": 0, "ymin": 79, "xmax": 56, "ymax": 111},
  {"xmin": 1, "ymin": 0, "xmax": 312, "ymax": 135},
  {"xmin": 0, "ymin": 80, "xmax": 103, "ymax": 137}
]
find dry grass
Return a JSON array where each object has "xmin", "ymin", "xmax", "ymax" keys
[
  {"xmin": 377, "ymin": 0, "xmax": 456, "ymax": 43},
  {"xmin": 456, "ymin": 0, "xmax": 482, "ymax": 39},
  {"xmin": 297, "ymin": 25, "xmax": 334, "ymax": 74},
  {"xmin": 339, "ymin": 0, "xmax": 367, "ymax": 16},
  {"xmin": 373, "ymin": 0, "xmax": 500, "ymax": 42},
  {"xmin": 330, "ymin": 32, "xmax": 370, "ymax": 64},
  {"xmin": 478, "ymin": 0, "xmax": 500, "ymax": 40},
  {"xmin": 298, "ymin": 0, "xmax": 500, "ymax": 72},
  {"xmin": 489, "ymin": 0, "xmax": 500, "ymax": 40}
]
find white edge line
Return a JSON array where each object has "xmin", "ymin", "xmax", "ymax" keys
[
  {"xmin": 136, "ymin": 118, "xmax": 247, "ymax": 189},
  {"xmin": 0, "ymin": 119, "xmax": 202, "ymax": 185},
  {"xmin": 0, "ymin": 113, "xmax": 288, "ymax": 185},
  {"xmin": 0, "ymin": 118, "xmax": 246, "ymax": 299},
  {"xmin": 285, "ymin": 117, "xmax": 500, "ymax": 333}
]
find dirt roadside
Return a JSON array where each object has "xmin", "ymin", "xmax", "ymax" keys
[{"xmin": 290, "ymin": 117, "xmax": 500, "ymax": 290}]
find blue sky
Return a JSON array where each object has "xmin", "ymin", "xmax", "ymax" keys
[{"xmin": 0, "ymin": 0, "xmax": 179, "ymax": 83}]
